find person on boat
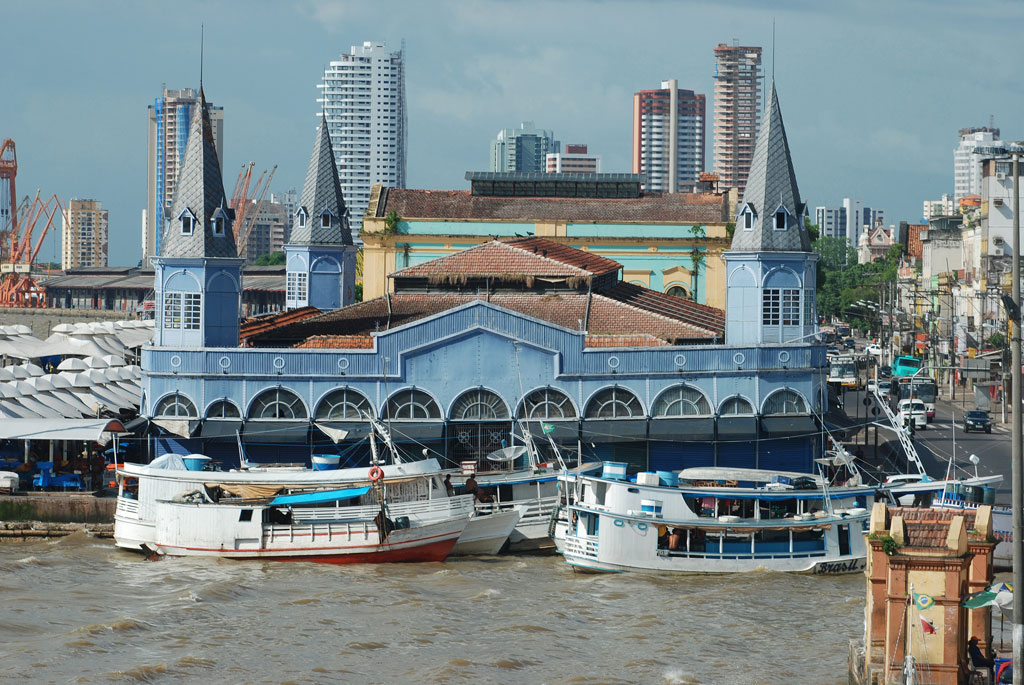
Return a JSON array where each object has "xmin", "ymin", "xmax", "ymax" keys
[
  {"xmin": 465, "ymin": 475, "xmax": 479, "ymax": 497},
  {"xmin": 968, "ymin": 636, "xmax": 994, "ymax": 679},
  {"xmin": 444, "ymin": 474, "xmax": 455, "ymax": 497}
]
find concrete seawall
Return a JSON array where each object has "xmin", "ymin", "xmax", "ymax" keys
[{"xmin": 0, "ymin": 494, "xmax": 115, "ymax": 524}]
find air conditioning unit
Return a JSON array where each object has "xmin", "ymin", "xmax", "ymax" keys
[
  {"xmin": 997, "ymin": 172, "xmax": 1007, "ymax": 181},
  {"xmin": 991, "ymin": 245, "xmax": 1005, "ymax": 257}
]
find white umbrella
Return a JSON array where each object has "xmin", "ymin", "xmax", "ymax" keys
[
  {"xmin": 23, "ymin": 377, "xmax": 86, "ymax": 418},
  {"xmin": 3, "ymin": 365, "xmax": 29, "ymax": 379},
  {"xmin": 0, "ymin": 368, "xmax": 15, "ymax": 381},
  {"xmin": 57, "ymin": 357, "xmax": 90, "ymax": 371},
  {"xmin": 19, "ymin": 363, "xmax": 45, "ymax": 377},
  {"xmin": 51, "ymin": 323, "xmax": 75, "ymax": 334},
  {"xmin": 1, "ymin": 382, "xmax": 63, "ymax": 419},
  {"xmin": 101, "ymin": 354, "xmax": 126, "ymax": 367},
  {"xmin": 81, "ymin": 356, "xmax": 109, "ymax": 369},
  {"xmin": 79, "ymin": 370, "xmax": 137, "ymax": 409}
]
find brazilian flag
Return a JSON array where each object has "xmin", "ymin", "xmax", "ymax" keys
[{"xmin": 913, "ymin": 592, "xmax": 935, "ymax": 610}]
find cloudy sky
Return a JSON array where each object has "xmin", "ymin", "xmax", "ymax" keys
[{"xmin": 5, "ymin": 0, "xmax": 1023, "ymax": 267}]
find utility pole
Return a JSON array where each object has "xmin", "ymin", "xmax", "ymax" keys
[{"xmin": 1012, "ymin": 149, "xmax": 1022, "ymax": 685}]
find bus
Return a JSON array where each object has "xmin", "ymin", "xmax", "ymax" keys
[
  {"xmin": 891, "ymin": 376, "xmax": 938, "ymax": 422},
  {"xmin": 827, "ymin": 355, "xmax": 861, "ymax": 389},
  {"xmin": 891, "ymin": 355, "xmax": 923, "ymax": 377}
]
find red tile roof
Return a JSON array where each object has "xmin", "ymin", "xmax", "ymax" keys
[
  {"xmin": 585, "ymin": 334, "xmax": 669, "ymax": 348},
  {"xmin": 240, "ymin": 306, "xmax": 320, "ymax": 344},
  {"xmin": 249, "ymin": 290, "xmax": 723, "ymax": 348},
  {"xmin": 888, "ymin": 506, "xmax": 981, "ymax": 548},
  {"xmin": 390, "ymin": 238, "xmax": 621, "ymax": 280},
  {"xmin": 374, "ymin": 189, "xmax": 728, "ymax": 224},
  {"xmin": 294, "ymin": 334, "xmax": 374, "ymax": 349},
  {"xmin": 600, "ymin": 282, "xmax": 726, "ymax": 334}
]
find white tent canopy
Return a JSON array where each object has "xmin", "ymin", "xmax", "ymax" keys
[{"xmin": 0, "ymin": 418, "xmax": 128, "ymax": 441}]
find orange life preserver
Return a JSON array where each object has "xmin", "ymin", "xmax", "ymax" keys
[{"xmin": 368, "ymin": 465, "xmax": 384, "ymax": 482}]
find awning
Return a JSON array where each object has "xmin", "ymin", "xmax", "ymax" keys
[
  {"xmin": 270, "ymin": 486, "xmax": 371, "ymax": 506},
  {"xmin": 152, "ymin": 418, "xmax": 200, "ymax": 438},
  {"xmin": 717, "ymin": 416, "xmax": 758, "ymax": 438},
  {"xmin": 581, "ymin": 418, "xmax": 647, "ymax": 443},
  {"xmin": 760, "ymin": 416, "xmax": 818, "ymax": 437},
  {"xmin": 0, "ymin": 418, "xmax": 128, "ymax": 441},
  {"xmin": 385, "ymin": 422, "xmax": 445, "ymax": 441},
  {"xmin": 313, "ymin": 420, "xmax": 372, "ymax": 443},
  {"xmin": 200, "ymin": 419, "xmax": 243, "ymax": 439},
  {"xmin": 649, "ymin": 417, "xmax": 715, "ymax": 442},
  {"xmin": 242, "ymin": 421, "xmax": 310, "ymax": 444}
]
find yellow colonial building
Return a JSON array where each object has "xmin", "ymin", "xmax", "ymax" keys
[{"xmin": 360, "ymin": 173, "xmax": 736, "ymax": 309}]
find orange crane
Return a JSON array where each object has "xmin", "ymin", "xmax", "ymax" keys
[
  {"xmin": 229, "ymin": 162, "xmax": 277, "ymax": 261},
  {"xmin": 0, "ymin": 191, "xmax": 65, "ymax": 307},
  {"xmin": 0, "ymin": 138, "xmax": 66, "ymax": 307}
]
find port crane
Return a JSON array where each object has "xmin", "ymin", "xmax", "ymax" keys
[{"xmin": 229, "ymin": 162, "xmax": 277, "ymax": 262}]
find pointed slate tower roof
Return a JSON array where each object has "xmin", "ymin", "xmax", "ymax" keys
[
  {"xmin": 160, "ymin": 88, "xmax": 238, "ymax": 259},
  {"xmin": 289, "ymin": 114, "xmax": 352, "ymax": 245},
  {"xmin": 730, "ymin": 82, "xmax": 811, "ymax": 252}
]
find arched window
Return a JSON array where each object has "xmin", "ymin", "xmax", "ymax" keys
[
  {"xmin": 652, "ymin": 385, "xmax": 711, "ymax": 417},
  {"xmin": 518, "ymin": 388, "xmax": 577, "ymax": 420},
  {"xmin": 763, "ymin": 390, "xmax": 808, "ymax": 415},
  {"xmin": 450, "ymin": 389, "xmax": 509, "ymax": 421},
  {"xmin": 315, "ymin": 388, "xmax": 373, "ymax": 420},
  {"xmin": 382, "ymin": 389, "xmax": 441, "ymax": 420},
  {"xmin": 719, "ymin": 396, "xmax": 755, "ymax": 416},
  {"xmin": 585, "ymin": 387, "xmax": 642, "ymax": 419},
  {"xmin": 666, "ymin": 285, "xmax": 689, "ymax": 300},
  {"xmin": 155, "ymin": 393, "xmax": 198, "ymax": 418},
  {"xmin": 248, "ymin": 388, "xmax": 308, "ymax": 420},
  {"xmin": 206, "ymin": 399, "xmax": 240, "ymax": 419}
]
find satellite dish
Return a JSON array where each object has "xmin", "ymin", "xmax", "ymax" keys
[
  {"xmin": 969, "ymin": 454, "xmax": 980, "ymax": 465},
  {"xmin": 422, "ymin": 448, "xmax": 429, "ymax": 457}
]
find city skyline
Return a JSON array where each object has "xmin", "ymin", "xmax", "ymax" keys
[{"xmin": 5, "ymin": 0, "xmax": 1024, "ymax": 267}]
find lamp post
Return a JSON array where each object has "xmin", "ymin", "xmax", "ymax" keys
[{"xmin": 1011, "ymin": 149, "xmax": 1022, "ymax": 685}]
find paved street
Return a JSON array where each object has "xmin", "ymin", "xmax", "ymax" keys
[{"xmin": 840, "ymin": 386, "xmax": 1012, "ymax": 505}]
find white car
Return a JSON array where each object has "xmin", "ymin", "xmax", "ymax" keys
[
  {"xmin": 897, "ymin": 399, "xmax": 927, "ymax": 431},
  {"xmin": 865, "ymin": 343, "xmax": 882, "ymax": 357},
  {"xmin": 866, "ymin": 379, "xmax": 877, "ymax": 392}
]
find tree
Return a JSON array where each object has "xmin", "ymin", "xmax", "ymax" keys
[
  {"xmin": 804, "ymin": 217, "xmax": 819, "ymax": 242},
  {"xmin": 253, "ymin": 252, "xmax": 285, "ymax": 266},
  {"xmin": 383, "ymin": 210, "xmax": 401, "ymax": 235}
]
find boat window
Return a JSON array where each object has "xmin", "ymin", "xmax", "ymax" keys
[
  {"xmin": 239, "ymin": 509, "xmax": 253, "ymax": 522},
  {"xmin": 628, "ymin": 487, "xmax": 639, "ymax": 493},
  {"xmin": 761, "ymin": 498, "xmax": 798, "ymax": 519}
]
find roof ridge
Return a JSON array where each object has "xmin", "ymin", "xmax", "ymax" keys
[{"xmin": 589, "ymin": 291, "xmax": 718, "ymax": 336}]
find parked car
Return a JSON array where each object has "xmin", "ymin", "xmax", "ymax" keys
[
  {"xmin": 866, "ymin": 379, "xmax": 877, "ymax": 392},
  {"xmin": 865, "ymin": 343, "xmax": 883, "ymax": 357},
  {"xmin": 879, "ymin": 365, "xmax": 892, "ymax": 379},
  {"xmin": 897, "ymin": 399, "xmax": 928, "ymax": 431},
  {"xmin": 963, "ymin": 410, "xmax": 992, "ymax": 434}
]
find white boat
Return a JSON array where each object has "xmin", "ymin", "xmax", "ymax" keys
[
  {"xmin": 556, "ymin": 462, "xmax": 873, "ymax": 574},
  {"xmin": 148, "ymin": 484, "xmax": 469, "ymax": 563},
  {"xmin": 451, "ymin": 420, "xmax": 599, "ymax": 551},
  {"xmin": 115, "ymin": 419, "xmax": 519, "ymax": 558}
]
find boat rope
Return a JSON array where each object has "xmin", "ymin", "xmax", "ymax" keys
[{"xmin": 888, "ymin": 594, "xmax": 910, "ymax": 678}]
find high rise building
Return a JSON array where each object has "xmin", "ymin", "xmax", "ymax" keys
[
  {"xmin": 546, "ymin": 144, "xmax": 601, "ymax": 173},
  {"xmin": 319, "ymin": 41, "xmax": 407, "ymax": 237},
  {"xmin": 712, "ymin": 43, "xmax": 763, "ymax": 195},
  {"xmin": 631, "ymin": 80, "xmax": 705, "ymax": 193},
  {"xmin": 490, "ymin": 122, "xmax": 559, "ymax": 173},
  {"xmin": 815, "ymin": 199, "xmax": 883, "ymax": 247},
  {"xmin": 954, "ymin": 126, "xmax": 1001, "ymax": 204},
  {"xmin": 61, "ymin": 199, "xmax": 108, "ymax": 270},
  {"xmin": 923, "ymin": 193, "xmax": 957, "ymax": 222},
  {"xmin": 144, "ymin": 87, "xmax": 223, "ymax": 262}
]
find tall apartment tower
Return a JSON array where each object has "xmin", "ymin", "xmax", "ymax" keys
[
  {"xmin": 61, "ymin": 199, "xmax": 109, "ymax": 270},
  {"xmin": 631, "ymin": 79, "xmax": 706, "ymax": 193},
  {"xmin": 144, "ymin": 87, "xmax": 223, "ymax": 262},
  {"xmin": 954, "ymin": 126, "xmax": 1001, "ymax": 204},
  {"xmin": 713, "ymin": 43, "xmax": 763, "ymax": 195},
  {"xmin": 319, "ymin": 41, "xmax": 407, "ymax": 237},
  {"xmin": 490, "ymin": 122, "xmax": 560, "ymax": 173}
]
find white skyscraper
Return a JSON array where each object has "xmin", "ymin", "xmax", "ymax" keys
[
  {"xmin": 319, "ymin": 41, "xmax": 407, "ymax": 238},
  {"xmin": 954, "ymin": 126, "xmax": 1001, "ymax": 204}
]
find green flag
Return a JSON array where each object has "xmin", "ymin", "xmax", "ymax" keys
[
  {"xmin": 963, "ymin": 591, "xmax": 998, "ymax": 610},
  {"xmin": 913, "ymin": 592, "xmax": 935, "ymax": 610},
  {"xmin": 542, "ymin": 423, "xmax": 556, "ymax": 434}
]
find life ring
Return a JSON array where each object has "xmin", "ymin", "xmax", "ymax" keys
[{"xmin": 368, "ymin": 465, "xmax": 384, "ymax": 482}]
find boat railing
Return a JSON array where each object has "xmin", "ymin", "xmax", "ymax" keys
[
  {"xmin": 266, "ymin": 519, "xmax": 376, "ymax": 543},
  {"xmin": 656, "ymin": 548, "xmax": 828, "ymax": 561},
  {"xmin": 479, "ymin": 494, "xmax": 558, "ymax": 522},
  {"xmin": 115, "ymin": 497, "xmax": 140, "ymax": 518},
  {"xmin": 291, "ymin": 495, "xmax": 473, "ymax": 523},
  {"xmin": 563, "ymin": 533, "xmax": 598, "ymax": 559}
]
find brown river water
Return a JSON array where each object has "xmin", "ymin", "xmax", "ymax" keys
[{"xmin": 0, "ymin": 532, "xmax": 864, "ymax": 684}]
